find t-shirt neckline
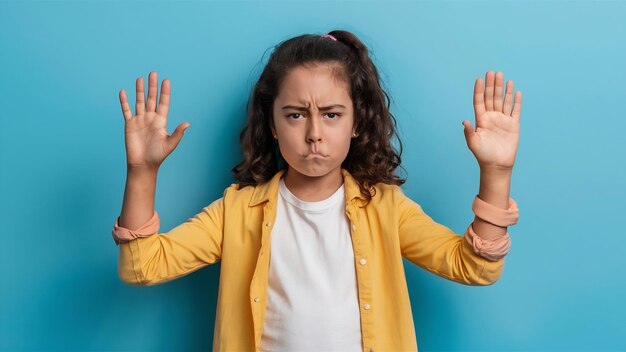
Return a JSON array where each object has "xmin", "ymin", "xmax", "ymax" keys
[{"xmin": 278, "ymin": 177, "xmax": 345, "ymax": 212}]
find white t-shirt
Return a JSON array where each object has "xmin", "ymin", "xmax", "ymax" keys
[{"xmin": 259, "ymin": 178, "xmax": 362, "ymax": 352}]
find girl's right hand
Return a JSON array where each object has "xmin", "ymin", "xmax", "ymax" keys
[{"xmin": 118, "ymin": 71, "xmax": 190, "ymax": 171}]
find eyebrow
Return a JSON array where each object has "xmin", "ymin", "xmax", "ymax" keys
[{"xmin": 281, "ymin": 104, "xmax": 347, "ymax": 111}]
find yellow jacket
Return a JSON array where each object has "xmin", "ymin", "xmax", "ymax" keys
[{"xmin": 117, "ymin": 169, "xmax": 505, "ymax": 352}]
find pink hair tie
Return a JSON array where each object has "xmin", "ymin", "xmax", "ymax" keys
[{"xmin": 321, "ymin": 34, "xmax": 337, "ymax": 41}]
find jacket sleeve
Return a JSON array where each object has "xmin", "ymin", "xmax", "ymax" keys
[
  {"xmin": 116, "ymin": 196, "xmax": 225, "ymax": 286},
  {"xmin": 396, "ymin": 187, "xmax": 505, "ymax": 286}
]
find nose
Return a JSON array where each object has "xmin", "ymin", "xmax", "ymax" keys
[{"xmin": 306, "ymin": 116, "xmax": 322, "ymax": 143}]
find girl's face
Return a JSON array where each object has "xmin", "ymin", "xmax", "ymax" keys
[{"xmin": 272, "ymin": 63, "xmax": 355, "ymax": 182}]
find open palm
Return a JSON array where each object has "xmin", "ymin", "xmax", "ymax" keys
[
  {"xmin": 462, "ymin": 71, "xmax": 522, "ymax": 170},
  {"xmin": 119, "ymin": 71, "xmax": 190, "ymax": 170}
]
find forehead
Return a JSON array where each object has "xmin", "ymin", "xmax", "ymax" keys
[{"xmin": 276, "ymin": 63, "xmax": 351, "ymax": 104}]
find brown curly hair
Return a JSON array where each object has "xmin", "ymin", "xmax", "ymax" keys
[{"xmin": 232, "ymin": 29, "xmax": 405, "ymax": 201}]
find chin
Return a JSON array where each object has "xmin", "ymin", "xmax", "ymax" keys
[{"xmin": 289, "ymin": 162, "xmax": 340, "ymax": 179}]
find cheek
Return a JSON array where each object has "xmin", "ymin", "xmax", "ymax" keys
[
  {"xmin": 333, "ymin": 126, "xmax": 354, "ymax": 147},
  {"xmin": 276, "ymin": 134, "xmax": 300, "ymax": 158}
]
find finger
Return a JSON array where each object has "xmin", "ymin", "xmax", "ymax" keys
[
  {"xmin": 119, "ymin": 89, "xmax": 133, "ymax": 121},
  {"xmin": 503, "ymin": 80, "xmax": 515, "ymax": 116},
  {"xmin": 494, "ymin": 72, "xmax": 504, "ymax": 113},
  {"xmin": 157, "ymin": 79, "xmax": 170, "ymax": 117},
  {"xmin": 473, "ymin": 78, "xmax": 486, "ymax": 119},
  {"xmin": 135, "ymin": 77, "xmax": 146, "ymax": 116},
  {"xmin": 146, "ymin": 71, "xmax": 158, "ymax": 112},
  {"xmin": 165, "ymin": 122, "xmax": 191, "ymax": 154},
  {"xmin": 462, "ymin": 120, "xmax": 475, "ymax": 146},
  {"xmin": 511, "ymin": 91, "xmax": 522, "ymax": 120},
  {"xmin": 484, "ymin": 71, "xmax": 495, "ymax": 111}
]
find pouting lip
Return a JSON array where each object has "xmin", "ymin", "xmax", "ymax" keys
[{"xmin": 303, "ymin": 152, "xmax": 329, "ymax": 158}]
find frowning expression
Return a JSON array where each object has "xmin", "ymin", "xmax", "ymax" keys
[{"xmin": 272, "ymin": 63, "xmax": 355, "ymax": 179}]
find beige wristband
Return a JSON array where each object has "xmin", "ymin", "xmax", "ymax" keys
[{"xmin": 472, "ymin": 195, "xmax": 519, "ymax": 228}]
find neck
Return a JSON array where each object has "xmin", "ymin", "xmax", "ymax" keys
[{"xmin": 283, "ymin": 167, "xmax": 343, "ymax": 202}]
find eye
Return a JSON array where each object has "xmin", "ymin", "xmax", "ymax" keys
[
  {"xmin": 287, "ymin": 113, "xmax": 304, "ymax": 119},
  {"xmin": 325, "ymin": 113, "xmax": 340, "ymax": 119}
]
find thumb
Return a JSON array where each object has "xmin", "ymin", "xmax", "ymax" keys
[
  {"xmin": 462, "ymin": 120, "xmax": 474, "ymax": 145},
  {"xmin": 165, "ymin": 122, "xmax": 190, "ymax": 153}
]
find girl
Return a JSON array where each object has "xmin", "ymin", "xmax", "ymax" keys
[{"xmin": 113, "ymin": 30, "xmax": 521, "ymax": 352}]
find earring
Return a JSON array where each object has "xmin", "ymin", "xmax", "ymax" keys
[{"xmin": 352, "ymin": 131, "xmax": 359, "ymax": 138}]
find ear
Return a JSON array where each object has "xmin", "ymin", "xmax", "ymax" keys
[
  {"xmin": 268, "ymin": 114, "xmax": 277, "ymax": 139},
  {"xmin": 270, "ymin": 124, "xmax": 277, "ymax": 139},
  {"xmin": 270, "ymin": 125, "xmax": 277, "ymax": 139}
]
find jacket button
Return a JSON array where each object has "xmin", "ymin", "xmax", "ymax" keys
[
  {"xmin": 351, "ymin": 224, "xmax": 356, "ymax": 231},
  {"xmin": 254, "ymin": 297, "xmax": 260, "ymax": 302},
  {"xmin": 265, "ymin": 222, "xmax": 272, "ymax": 227},
  {"xmin": 359, "ymin": 258, "xmax": 367, "ymax": 265},
  {"xmin": 363, "ymin": 303, "xmax": 370, "ymax": 310}
]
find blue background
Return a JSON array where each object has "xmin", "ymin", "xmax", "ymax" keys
[{"xmin": 1, "ymin": 1, "xmax": 625, "ymax": 351}]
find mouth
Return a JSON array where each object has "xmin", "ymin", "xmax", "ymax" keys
[{"xmin": 304, "ymin": 152, "xmax": 329, "ymax": 158}]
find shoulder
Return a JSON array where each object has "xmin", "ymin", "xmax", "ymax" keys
[
  {"xmin": 220, "ymin": 176, "xmax": 279, "ymax": 208},
  {"xmin": 368, "ymin": 182, "xmax": 425, "ymax": 213},
  {"xmin": 221, "ymin": 182, "xmax": 258, "ymax": 202},
  {"xmin": 224, "ymin": 182, "xmax": 255, "ymax": 196},
  {"xmin": 370, "ymin": 182, "xmax": 406, "ymax": 202}
]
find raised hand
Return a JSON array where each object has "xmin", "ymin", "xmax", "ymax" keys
[
  {"xmin": 462, "ymin": 71, "xmax": 522, "ymax": 171},
  {"xmin": 119, "ymin": 71, "xmax": 190, "ymax": 170}
]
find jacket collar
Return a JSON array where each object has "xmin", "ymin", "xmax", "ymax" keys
[{"xmin": 248, "ymin": 168, "xmax": 367, "ymax": 207}]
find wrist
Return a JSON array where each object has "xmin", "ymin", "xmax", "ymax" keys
[
  {"xmin": 479, "ymin": 165, "xmax": 513, "ymax": 177},
  {"xmin": 478, "ymin": 166, "xmax": 512, "ymax": 210},
  {"xmin": 127, "ymin": 164, "xmax": 159, "ymax": 176}
]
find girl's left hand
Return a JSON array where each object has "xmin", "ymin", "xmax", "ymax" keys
[{"xmin": 462, "ymin": 71, "xmax": 522, "ymax": 171}]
